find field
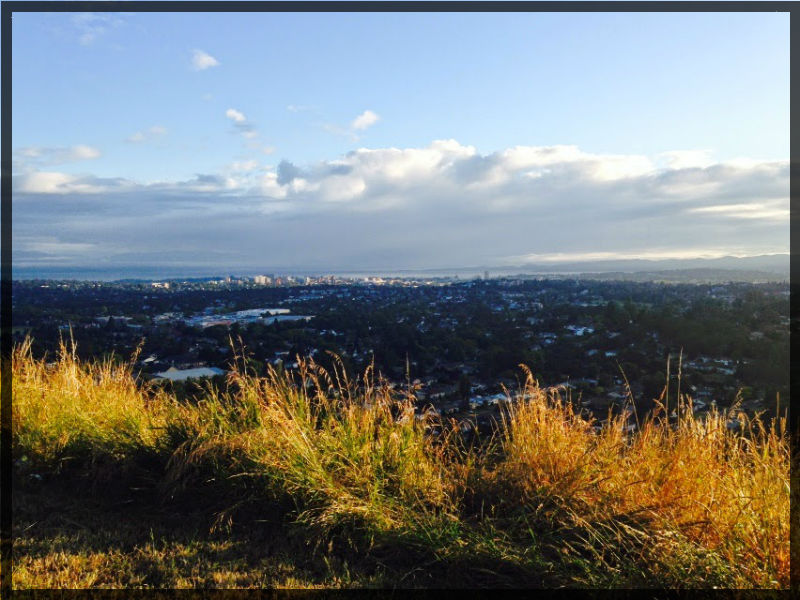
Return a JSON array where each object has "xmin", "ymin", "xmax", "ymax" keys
[{"xmin": 11, "ymin": 338, "xmax": 791, "ymax": 589}]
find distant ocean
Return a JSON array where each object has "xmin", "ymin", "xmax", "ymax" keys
[
  {"xmin": 11, "ymin": 265, "xmax": 488, "ymax": 282},
  {"xmin": 13, "ymin": 265, "xmax": 239, "ymax": 282},
  {"xmin": 11, "ymin": 253, "xmax": 789, "ymax": 282}
]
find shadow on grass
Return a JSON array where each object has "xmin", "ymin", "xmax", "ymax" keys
[{"xmin": 13, "ymin": 472, "xmax": 560, "ymax": 589}]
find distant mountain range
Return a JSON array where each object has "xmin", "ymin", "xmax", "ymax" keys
[
  {"xmin": 378, "ymin": 254, "xmax": 789, "ymax": 283},
  {"xmin": 506, "ymin": 254, "xmax": 789, "ymax": 275}
]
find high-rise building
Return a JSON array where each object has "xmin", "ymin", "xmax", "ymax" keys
[{"xmin": 484, "ymin": 270, "xmax": 490, "ymax": 281}]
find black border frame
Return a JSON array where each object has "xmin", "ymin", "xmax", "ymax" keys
[
  {"xmin": 0, "ymin": 2, "xmax": 795, "ymax": 594},
  {"xmin": 1, "ymin": 1, "xmax": 797, "ymax": 11}
]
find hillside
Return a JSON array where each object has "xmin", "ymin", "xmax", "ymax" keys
[{"xmin": 12, "ymin": 339, "xmax": 791, "ymax": 589}]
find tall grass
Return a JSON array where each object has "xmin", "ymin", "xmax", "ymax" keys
[
  {"xmin": 164, "ymin": 350, "xmax": 459, "ymax": 542},
  {"xmin": 11, "ymin": 338, "xmax": 790, "ymax": 588},
  {"xmin": 12, "ymin": 337, "xmax": 171, "ymax": 468},
  {"xmin": 490, "ymin": 368, "xmax": 790, "ymax": 587}
]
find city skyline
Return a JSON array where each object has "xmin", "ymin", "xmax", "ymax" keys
[{"xmin": 12, "ymin": 10, "xmax": 790, "ymax": 274}]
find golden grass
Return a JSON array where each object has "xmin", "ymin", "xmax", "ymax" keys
[
  {"xmin": 492, "ymin": 368, "xmax": 790, "ymax": 587},
  {"xmin": 12, "ymin": 337, "xmax": 171, "ymax": 465},
  {"xmin": 11, "ymin": 339, "xmax": 790, "ymax": 588},
  {"xmin": 164, "ymin": 351, "xmax": 459, "ymax": 541}
]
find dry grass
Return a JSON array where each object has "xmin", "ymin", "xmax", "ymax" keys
[
  {"xmin": 12, "ymin": 337, "xmax": 171, "ymax": 467},
  {"xmin": 11, "ymin": 339, "xmax": 790, "ymax": 588},
  {"xmin": 162, "ymin": 349, "xmax": 460, "ymax": 544},
  {"xmin": 490, "ymin": 368, "xmax": 790, "ymax": 588}
]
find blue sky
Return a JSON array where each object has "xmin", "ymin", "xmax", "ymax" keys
[{"xmin": 11, "ymin": 10, "xmax": 790, "ymax": 273}]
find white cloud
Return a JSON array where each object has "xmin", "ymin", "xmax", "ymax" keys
[
  {"xmin": 15, "ymin": 145, "xmax": 100, "ymax": 165},
  {"xmin": 70, "ymin": 145, "xmax": 100, "ymax": 160},
  {"xmin": 259, "ymin": 172, "xmax": 289, "ymax": 199},
  {"xmin": 15, "ymin": 171, "xmax": 109, "ymax": 194},
  {"xmin": 226, "ymin": 109, "xmax": 264, "ymax": 144},
  {"xmin": 12, "ymin": 141, "xmax": 788, "ymax": 269},
  {"xmin": 351, "ymin": 110, "xmax": 380, "ymax": 131},
  {"xmin": 226, "ymin": 108, "xmax": 246, "ymax": 123},
  {"xmin": 323, "ymin": 109, "xmax": 381, "ymax": 141},
  {"xmin": 318, "ymin": 174, "xmax": 367, "ymax": 202},
  {"xmin": 658, "ymin": 149, "xmax": 714, "ymax": 170},
  {"xmin": 689, "ymin": 201, "xmax": 789, "ymax": 221},
  {"xmin": 230, "ymin": 160, "xmax": 259, "ymax": 172},
  {"xmin": 252, "ymin": 141, "xmax": 787, "ymax": 219},
  {"xmin": 192, "ymin": 49, "xmax": 220, "ymax": 71}
]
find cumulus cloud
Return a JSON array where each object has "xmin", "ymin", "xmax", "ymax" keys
[
  {"xmin": 126, "ymin": 125, "xmax": 166, "ymax": 143},
  {"xmin": 276, "ymin": 160, "xmax": 303, "ymax": 185},
  {"xmin": 323, "ymin": 109, "xmax": 381, "ymax": 141},
  {"xmin": 351, "ymin": 110, "xmax": 380, "ymax": 131},
  {"xmin": 12, "ymin": 141, "xmax": 788, "ymax": 270},
  {"xmin": 192, "ymin": 49, "xmax": 220, "ymax": 71},
  {"xmin": 225, "ymin": 108, "xmax": 246, "ymax": 123}
]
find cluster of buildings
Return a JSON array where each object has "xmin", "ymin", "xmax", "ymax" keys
[
  {"xmin": 180, "ymin": 307, "xmax": 312, "ymax": 329},
  {"xmin": 150, "ymin": 274, "xmax": 469, "ymax": 289}
]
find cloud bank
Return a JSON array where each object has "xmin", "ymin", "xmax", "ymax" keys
[{"xmin": 12, "ymin": 140, "xmax": 788, "ymax": 270}]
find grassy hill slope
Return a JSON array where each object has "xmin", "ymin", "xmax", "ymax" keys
[{"xmin": 11, "ymin": 339, "xmax": 791, "ymax": 589}]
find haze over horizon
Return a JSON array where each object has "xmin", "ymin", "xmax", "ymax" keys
[{"xmin": 12, "ymin": 11, "xmax": 789, "ymax": 273}]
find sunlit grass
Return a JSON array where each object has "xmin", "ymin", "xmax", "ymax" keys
[
  {"xmin": 12, "ymin": 337, "xmax": 171, "ymax": 467},
  {"xmin": 490, "ymin": 368, "xmax": 789, "ymax": 587},
  {"xmin": 11, "ymin": 338, "xmax": 790, "ymax": 588}
]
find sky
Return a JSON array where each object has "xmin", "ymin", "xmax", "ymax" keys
[{"xmin": 11, "ymin": 10, "xmax": 790, "ymax": 275}]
